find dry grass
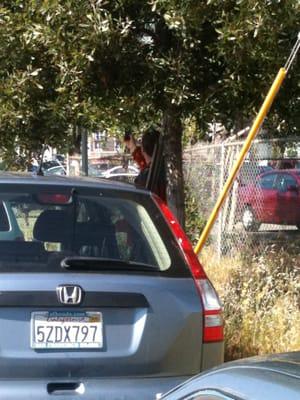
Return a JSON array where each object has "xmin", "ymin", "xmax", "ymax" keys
[{"xmin": 200, "ymin": 244, "xmax": 300, "ymax": 361}]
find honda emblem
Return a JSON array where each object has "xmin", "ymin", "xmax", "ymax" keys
[{"xmin": 57, "ymin": 285, "xmax": 83, "ymax": 305}]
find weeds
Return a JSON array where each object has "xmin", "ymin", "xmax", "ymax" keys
[{"xmin": 200, "ymin": 244, "xmax": 300, "ymax": 361}]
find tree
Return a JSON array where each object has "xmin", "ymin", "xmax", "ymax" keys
[{"xmin": 0, "ymin": 1, "xmax": 299, "ymax": 223}]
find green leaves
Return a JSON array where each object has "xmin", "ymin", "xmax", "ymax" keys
[{"xmin": 0, "ymin": 0, "xmax": 298, "ymax": 158}]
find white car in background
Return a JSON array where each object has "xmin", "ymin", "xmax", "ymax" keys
[
  {"xmin": 101, "ymin": 165, "xmax": 139, "ymax": 183},
  {"xmin": 43, "ymin": 165, "xmax": 67, "ymax": 176}
]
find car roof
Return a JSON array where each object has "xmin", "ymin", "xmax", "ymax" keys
[
  {"xmin": 200, "ymin": 351, "xmax": 300, "ymax": 380},
  {"xmin": 280, "ymin": 168, "xmax": 300, "ymax": 176},
  {"xmin": 0, "ymin": 171, "xmax": 149, "ymax": 195},
  {"xmin": 262, "ymin": 168, "xmax": 300, "ymax": 175},
  {"xmin": 162, "ymin": 352, "xmax": 300, "ymax": 399},
  {"xmin": 105, "ymin": 165, "xmax": 138, "ymax": 173},
  {"xmin": 258, "ymin": 168, "xmax": 300, "ymax": 180},
  {"xmin": 221, "ymin": 351, "xmax": 300, "ymax": 376}
]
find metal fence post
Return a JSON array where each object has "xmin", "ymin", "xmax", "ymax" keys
[{"xmin": 216, "ymin": 143, "xmax": 225, "ymax": 259}]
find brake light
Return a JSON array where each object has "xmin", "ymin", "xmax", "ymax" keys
[
  {"xmin": 152, "ymin": 195, "xmax": 224, "ymax": 343},
  {"xmin": 36, "ymin": 193, "xmax": 72, "ymax": 205}
]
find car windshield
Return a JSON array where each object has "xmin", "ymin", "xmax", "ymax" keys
[{"xmin": 0, "ymin": 189, "xmax": 171, "ymax": 273}]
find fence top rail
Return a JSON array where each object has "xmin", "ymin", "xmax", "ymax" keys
[{"xmin": 184, "ymin": 136, "xmax": 300, "ymax": 152}]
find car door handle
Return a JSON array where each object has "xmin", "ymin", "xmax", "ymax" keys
[{"xmin": 47, "ymin": 382, "xmax": 84, "ymax": 395}]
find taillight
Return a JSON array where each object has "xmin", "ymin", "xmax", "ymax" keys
[
  {"xmin": 196, "ymin": 279, "xmax": 224, "ymax": 342},
  {"xmin": 152, "ymin": 195, "xmax": 224, "ymax": 343}
]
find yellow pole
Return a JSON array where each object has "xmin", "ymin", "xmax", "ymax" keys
[{"xmin": 194, "ymin": 67, "xmax": 287, "ymax": 255}]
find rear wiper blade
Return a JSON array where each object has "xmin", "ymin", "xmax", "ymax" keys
[{"xmin": 61, "ymin": 257, "xmax": 158, "ymax": 272}]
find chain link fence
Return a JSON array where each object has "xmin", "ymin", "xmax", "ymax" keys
[{"xmin": 184, "ymin": 137, "xmax": 300, "ymax": 256}]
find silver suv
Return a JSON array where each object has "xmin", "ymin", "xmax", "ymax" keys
[{"xmin": 0, "ymin": 173, "xmax": 223, "ymax": 399}]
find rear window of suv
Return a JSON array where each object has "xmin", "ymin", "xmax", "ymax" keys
[{"xmin": 0, "ymin": 189, "xmax": 171, "ymax": 273}]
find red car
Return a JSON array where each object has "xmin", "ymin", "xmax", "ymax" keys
[{"xmin": 239, "ymin": 169, "xmax": 300, "ymax": 231}]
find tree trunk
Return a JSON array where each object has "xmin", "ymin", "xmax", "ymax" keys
[
  {"xmin": 69, "ymin": 125, "xmax": 82, "ymax": 156},
  {"xmin": 162, "ymin": 106, "xmax": 185, "ymax": 228}
]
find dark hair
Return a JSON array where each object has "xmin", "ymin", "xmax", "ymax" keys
[{"xmin": 141, "ymin": 128, "xmax": 160, "ymax": 157}]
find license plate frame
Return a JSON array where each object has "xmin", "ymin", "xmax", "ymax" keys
[{"xmin": 31, "ymin": 311, "xmax": 103, "ymax": 349}]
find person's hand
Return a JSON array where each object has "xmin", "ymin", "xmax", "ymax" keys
[{"xmin": 124, "ymin": 135, "xmax": 137, "ymax": 154}]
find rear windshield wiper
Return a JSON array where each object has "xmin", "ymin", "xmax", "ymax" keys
[{"xmin": 61, "ymin": 257, "xmax": 158, "ymax": 272}]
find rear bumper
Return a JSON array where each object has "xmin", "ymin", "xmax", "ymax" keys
[
  {"xmin": 201, "ymin": 341, "xmax": 225, "ymax": 371},
  {"xmin": 0, "ymin": 376, "xmax": 191, "ymax": 400}
]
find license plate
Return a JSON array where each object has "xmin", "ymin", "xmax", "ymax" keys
[{"xmin": 31, "ymin": 311, "xmax": 103, "ymax": 349}]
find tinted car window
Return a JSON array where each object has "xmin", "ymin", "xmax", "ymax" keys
[
  {"xmin": 107, "ymin": 175, "xmax": 136, "ymax": 183},
  {"xmin": 110, "ymin": 168, "xmax": 125, "ymax": 174},
  {"xmin": 0, "ymin": 190, "xmax": 171, "ymax": 273},
  {"xmin": 258, "ymin": 173, "xmax": 277, "ymax": 189},
  {"xmin": 275, "ymin": 174, "xmax": 297, "ymax": 192},
  {"xmin": 0, "ymin": 203, "xmax": 9, "ymax": 231}
]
